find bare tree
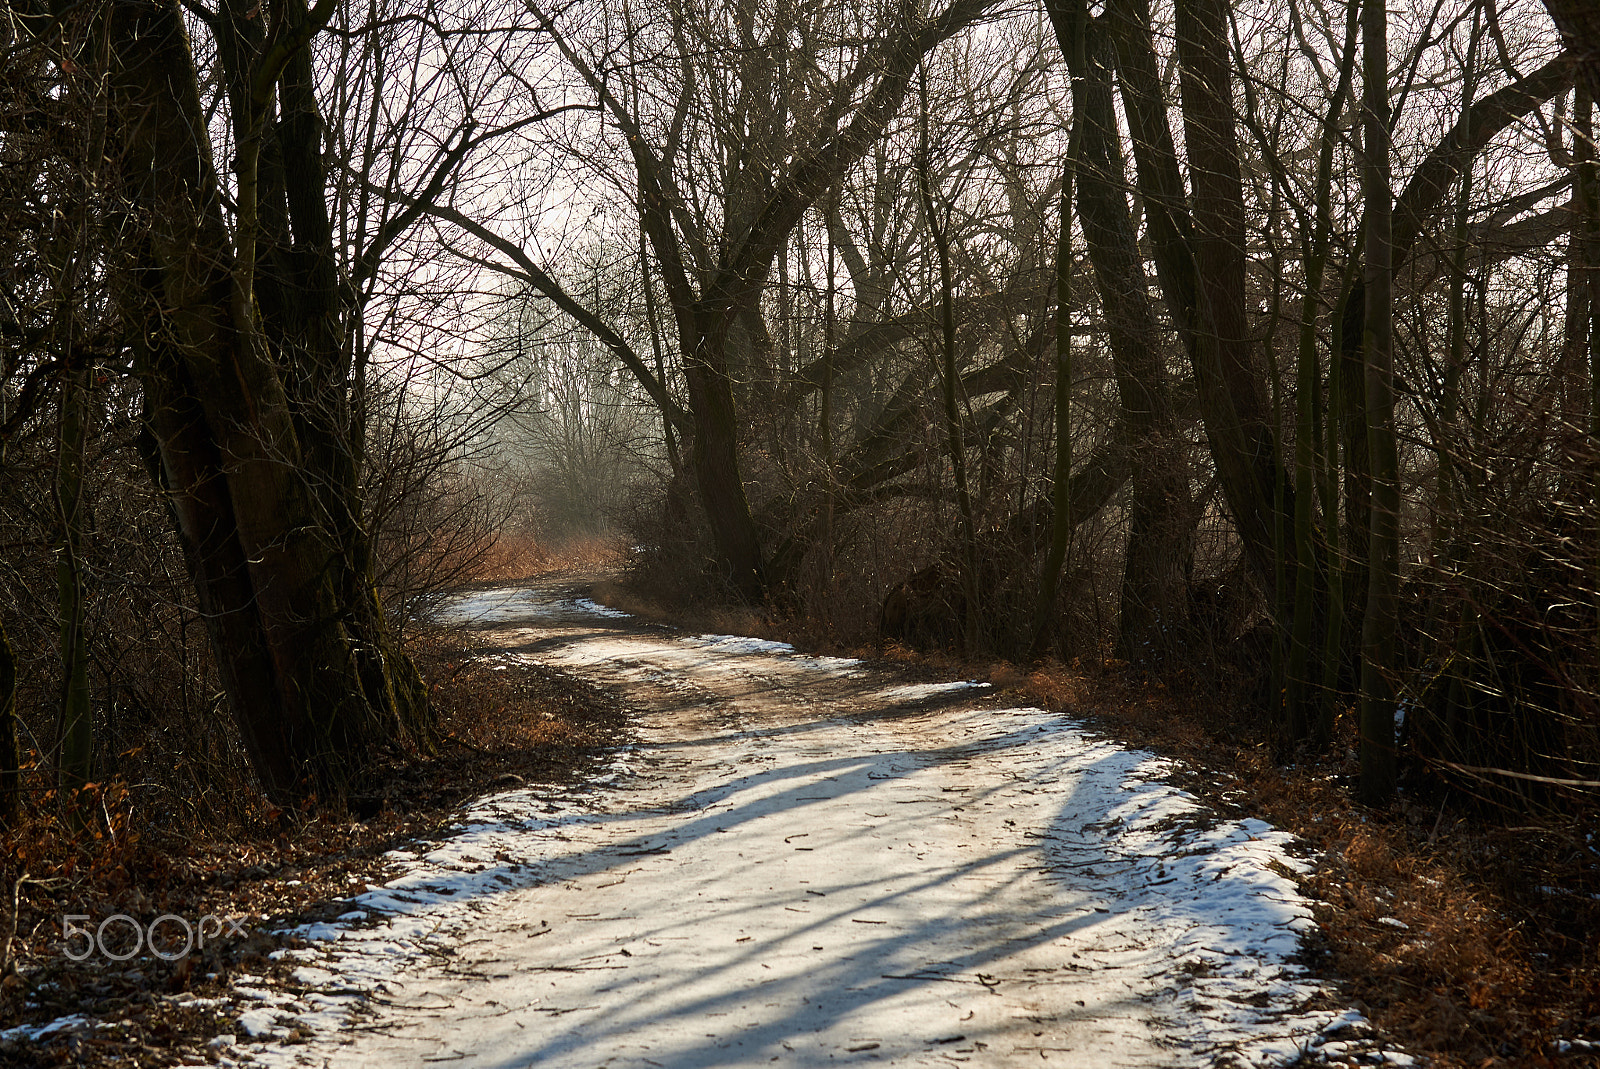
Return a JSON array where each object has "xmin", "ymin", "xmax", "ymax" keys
[
  {"xmin": 68, "ymin": 0, "xmax": 436, "ymax": 803},
  {"xmin": 415, "ymin": 0, "xmax": 1004, "ymax": 602}
]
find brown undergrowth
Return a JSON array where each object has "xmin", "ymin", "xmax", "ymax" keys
[
  {"xmin": 0, "ymin": 628, "xmax": 626, "ymax": 1067},
  {"xmin": 600, "ymin": 577, "xmax": 1600, "ymax": 1067},
  {"xmin": 487, "ymin": 534, "xmax": 627, "ymax": 584}
]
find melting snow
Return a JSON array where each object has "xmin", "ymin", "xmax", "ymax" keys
[
  {"xmin": 878, "ymin": 680, "xmax": 993, "ymax": 701},
  {"xmin": 573, "ymin": 597, "xmax": 630, "ymax": 618}
]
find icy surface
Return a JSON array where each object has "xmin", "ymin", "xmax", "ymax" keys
[{"xmin": 215, "ymin": 586, "xmax": 1410, "ymax": 1068}]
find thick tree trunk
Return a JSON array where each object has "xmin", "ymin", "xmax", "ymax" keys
[
  {"xmin": 1049, "ymin": 1, "xmax": 1191, "ymax": 658},
  {"xmin": 682, "ymin": 316, "xmax": 767, "ymax": 604},
  {"xmin": 1543, "ymin": 0, "xmax": 1600, "ymax": 104},
  {"xmin": 134, "ymin": 337, "xmax": 303, "ymax": 797},
  {"xmin": 1173, "ymin": 0, "xmax": 1285, "ymax": 581},
  {"xmin": 1108, "ymin": 0, "xmax": 1306, "ymax": 603},
  {"xmin": 109, "ymin": 0, "xmax": 430, "ymax": 805},
  {"xmin": 1105, "ymin": 0, "xmax": 1196, "ymax": 344},
  {"xmin": 264, "ymin": 0, "xmax": 432, "ymax": 742}
]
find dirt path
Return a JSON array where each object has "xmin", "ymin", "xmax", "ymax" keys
[{"xmin": 245, "ymin": 585, "xmax": 1401, "ymax": 1068}]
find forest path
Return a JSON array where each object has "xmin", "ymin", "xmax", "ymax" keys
[{"xmin": 253, "ymin": 583, "xmax": 1381, "ymax": 1069}]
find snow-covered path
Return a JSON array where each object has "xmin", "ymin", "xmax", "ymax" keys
[{"xmin": 246, "ymin": 585, "xmax": 1400, "ymax": 1068}]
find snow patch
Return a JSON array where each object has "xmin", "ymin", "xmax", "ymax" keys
[
  {"xmin": 432, "ymin": 588, "xmax": 565, "ymax": 626},
  {"xmin": 879, "ymin": 680, "xmax": 992, "ymax": 701},
  {"xmin": 236, "ymin": 1008, "xmax": 289, "ymax": 1039},
  {"xmin": 573, "ymin": 597, "xmax": 630, "ymax": 618}
]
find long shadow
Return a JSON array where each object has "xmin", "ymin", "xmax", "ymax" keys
[
  {"xmin": 450, "ymin": 735, "xmax": 1197, "ymax": 1067},
  {"xmin": 344, "ymin": 597, "xmax": 1302, "ymax": 1066}
]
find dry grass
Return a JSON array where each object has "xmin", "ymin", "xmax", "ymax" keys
[
  {"xmin": 470, "ymin": 532, "xmax": 629, "ymax": 584},
  {"xmin": 592, "ymin": 579, "xmax": 776, "ymax": 643},
  {"xmin": 468, "ymin": 527, "xmax": 550, "ymax": 581}
]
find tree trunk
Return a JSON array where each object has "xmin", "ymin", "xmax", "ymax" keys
[
  {"xmin": 1031, "ymin": 150, "xmax": 1079, "ymax": 658},
  {"xmin": 1359, "ymin": 0, "xmax": 1398, "ymax": 806},
  {"xmin": 1423, "ymin": 9, "xmax": 1483, "ymax": 763},
  {"xmin": 532, "ymin": 0, "xmax": 999, "ymax": 607},
  {"xmin": 109, "ymin": 0, "xmax": 430, "ymax": 806},
  {"xmin": 135, "ymin": 336, "xmax": 302, "ymax": 798},
  {"xmin": 1335, "ymin": 51, "xmax": 1573, "ymax": 620},
  {"xmin": 1572, "ymin": 87, "xmax": 1600, "ymax": 661},
  {"xmin": 1173, "ymin": 0, "xmax": 1286, "ymax": 581},
  {"xmin": 1326, "ymin": 50, "xmax": 1571, "ymax": 715},
  {"xmin": 682, "ymin": 314, "xmax": 767, "ymax": 604},
  {"xmin": 55, "ymin": 360, "xmax": 92, "ymax": 794},
  {"xmin": 1543, "ymin": 0, "xmax": 1600, "ymax": 104},
  {"xmin": 1105, "ymin": 0, "xmax": 1196, "ymax": 344},
  {"xmin": 271, "ymin": 0, "xmax": 432, "ymax": 744},
  {"xmin": 1287, "ymin": 0, "xmax": 1359, "ymax": 748},
  {"xmin": 1321, "ymin": 262, "xmax": 1356, "ymax": 720},
  {"xmin": 917, "ymin": 67, "xmax": 983, "ymax": 651},
  {"xmin": 1566, "ymin": 89, "xmax": 1600, "ymax": 437},
  {"xmin": 1049, "ymin": 0, "xmax": 1191, "ymax": 658}
]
